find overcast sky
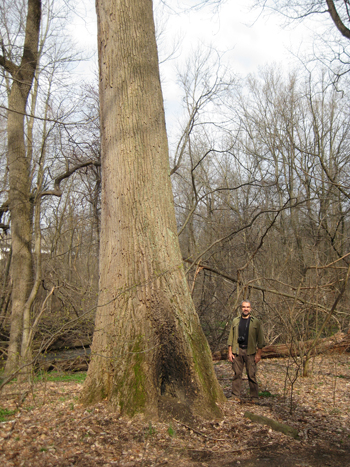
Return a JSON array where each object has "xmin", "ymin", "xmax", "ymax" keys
[
  {"xmin": 69, "ymin": 0, "xmax": 318, "ymax": 136},
  {"xmin": 70, "ymin": 0, "xmax": 317, "ymax": 72}
]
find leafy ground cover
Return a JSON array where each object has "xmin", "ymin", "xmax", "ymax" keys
[{"xmin": 0, "ymin": 354, "xmax": 349, "ymax": 466}]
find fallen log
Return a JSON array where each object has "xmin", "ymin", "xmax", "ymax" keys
[
  {"xmin": 32, "ymin": 331, "xmax": 350, "ymax": 371},
  {"xmin": 244, "ymin": 411, "xmax": 299, "ymax": 440},
  {"xmin": 212, "ymin": 330, "xmax": 350, "ymax": 360},
  {"xmin": 332, "ymin": 330, "xmax": 350, "ymax": 354},
  {"xmin": 38, "ymin": 354, "xmax": 90, "ymax": 373}
]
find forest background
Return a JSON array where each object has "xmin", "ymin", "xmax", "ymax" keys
[{"xmin": 0, "ymin": 0, "xmax": 349, "ymax": 382}]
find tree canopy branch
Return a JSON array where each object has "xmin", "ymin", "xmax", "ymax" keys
[
  {"xmin": 40, "ymin": 161, "xmax": 101, "ymax": 198},
  {"xmin": 0, "ymin": 55, "xmax": 19, "ymax": 76},
  {"xmin": 326, "ymin": 0, "xmax": 350, "ymax": 39}
]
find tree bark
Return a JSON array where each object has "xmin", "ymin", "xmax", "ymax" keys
[
  {"xmin": 81, "ymin": 0, "xmax": 225, "ymax": 419},
  {"xmin": 4, "ymin": 0, "xmax": 42, "ymax": 376}
]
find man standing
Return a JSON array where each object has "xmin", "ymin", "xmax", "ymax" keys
[{"xmin": 227, "ymin": 300, "xmax": 264, "ymax": 402}]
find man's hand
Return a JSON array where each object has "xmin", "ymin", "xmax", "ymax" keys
[
  {"xmin": 255, "ymin": 348, "xmax": 262, "ymax": 364},
  {"xmin": 228, "ymin": 346, "xmax": 235, "ymax": 362}
]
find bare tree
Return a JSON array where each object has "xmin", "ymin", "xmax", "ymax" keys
[
  {"xmin": 0, "ymin": 0, "xmax": 41, "ymax": 376},
  {"xmin": 254, "ymin": 0, "xmax": 350, "ymax": 78},
  {"xmin": 0, "ymin": 0, "xmax": 99, "ymax": 376},
  {"xmin": 80, "ymin": 0, "xmax": 225, "ymax": 419},
  {"xmin": 174, "ymin": 62, "xmax": 350, "ymax": 353}
]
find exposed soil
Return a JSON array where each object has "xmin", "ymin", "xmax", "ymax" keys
[{"xmin": 0, "ymin": 354, "xmax": 349, "ymax": 466}]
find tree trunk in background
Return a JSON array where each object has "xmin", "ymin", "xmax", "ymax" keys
[
  {"xmin": 3, "ymin": 0, "xmax": 42, "ymax": 376},
  {"xmin": 81, "ymin": 0, "xmax": 225, "ymax": 419}
]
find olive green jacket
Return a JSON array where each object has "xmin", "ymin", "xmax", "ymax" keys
[{"xmin": 227, "ymin": 315, "xmax": 264, "ymax": 355}]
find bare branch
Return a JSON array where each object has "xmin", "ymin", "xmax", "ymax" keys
[
  {"xmin": 0, "ymin": 103, "xmax": 98, "ymax": 126},
  {"xmin": 0, "ymin": 55, "xmax": 19, "ymax": 76},
  {"xmin": 184, "ymin": 258, "xmax": 347, "ymax": 316},
  {"xmin": 40, "ymin": 161, "xmax": 101, "ymax": 198},
  {"xmin": 326, "ymin": 0, "xmax": 350, "ymax": 39}
]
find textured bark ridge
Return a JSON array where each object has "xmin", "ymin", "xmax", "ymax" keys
[{"xmin": 81, "ymin": 0, "xmax": 225, "ymax": 419}]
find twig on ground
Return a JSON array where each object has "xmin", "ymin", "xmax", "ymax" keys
[{"xmin": 173, "ymin": 418, "xmax": 227, "ymax": 441}]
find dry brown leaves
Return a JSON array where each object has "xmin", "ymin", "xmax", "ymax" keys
[{"xmin": 0, "ymin": 354, "xmax": 349, "ymax": 467}]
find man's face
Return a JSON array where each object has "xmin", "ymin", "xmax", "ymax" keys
[{"xmin": 241, "ymin": 302, "xmax": 251, "ymax": 318}]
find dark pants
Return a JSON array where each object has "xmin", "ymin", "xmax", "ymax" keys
[{"xmin": 232, "ymin": 347, "xmax": 259, "ymax": 399}]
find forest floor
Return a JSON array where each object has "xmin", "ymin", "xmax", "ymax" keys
[{"xmin": 0, "ymin": 354, "xmax": 349, "ymax": 466}]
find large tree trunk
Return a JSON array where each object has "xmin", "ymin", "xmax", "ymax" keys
[
  {"xmin": 81, "ymin": 0, "xmax": 225, "ymax": 419},
  {"xmin": 3, "ymin": 0, "xmax": 42, "ymax": 376}
]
